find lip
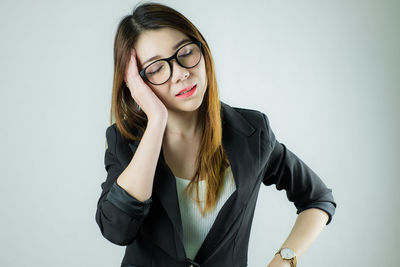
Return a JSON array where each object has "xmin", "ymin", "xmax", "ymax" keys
[
  {"xmin": 175, "ymin": 84, "xmax": 197, "ymax": 99},
  {"xmin": 176, "ymin": 84, "xmax": 196, "ymax": 96}
]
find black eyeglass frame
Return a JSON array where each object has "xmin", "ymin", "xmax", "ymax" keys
[{"xmin": 139, "ymin": 39, "xmax": 203, "ymax": 85}]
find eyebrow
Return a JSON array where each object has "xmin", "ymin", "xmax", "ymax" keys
[{"xmin": 142, "ymin": 38, "xmax": 192, "ymax": 67}]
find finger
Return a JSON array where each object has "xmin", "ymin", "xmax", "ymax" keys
[
  {"xmin": 128, "ymin": 49, "xmax": 141, "ymax": 78},
  {"xmin": 126, "ymin": 49, "xmax": 150, "ymax": 91},
  {"xmin": 124, "ymin": 50, "xmax": 135, "ymax": 81},
  {"xmin": 129, "ymin": 68, "xmax": 148, "ymax": 90},
  {"xmin": 125, "ymin": 54, "xmax": 134, "ymax": 79}
]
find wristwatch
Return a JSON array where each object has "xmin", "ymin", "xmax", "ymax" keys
[{"xmin": 275, "ymin": 247, "xmax": 297, "ymax": 267}]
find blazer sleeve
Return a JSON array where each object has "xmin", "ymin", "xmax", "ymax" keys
[
  {"xmin": 260, "ymin": 113, "xmax": 337, "ymax": 225},
  {"xmin": 95, "ymin": 125, "xmax": 152, "ymax": 245}
]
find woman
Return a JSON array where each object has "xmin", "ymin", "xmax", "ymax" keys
[{"xmin": 95, "ymin": 2, "xmax": 337, "ymax": 267}]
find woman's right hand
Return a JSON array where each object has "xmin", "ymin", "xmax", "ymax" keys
[{"xmin": 124, "ymin": 48, "xmax": 168, "ymax": 123}]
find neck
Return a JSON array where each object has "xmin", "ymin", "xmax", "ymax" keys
[{"xmin": 164, "ymin": 108, "xmax": 202, "ymax": 140}]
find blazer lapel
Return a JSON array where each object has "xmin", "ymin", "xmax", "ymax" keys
[
  {"xmin": 127, "ymin": 101, "xmax": 261, "ymax": 263},
  {"xmin": 194, "ymin": 102, "xmax": 261, "ymax": 264}
]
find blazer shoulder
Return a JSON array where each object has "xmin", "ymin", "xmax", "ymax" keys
[
  {"xmin": 104, "ymin": 122, "xmax": 133, "ymax": 150},
  {"xmin": 229, "ymin": 105, "xmax": 275, "ymax": 147},
  {"xmin": 104, "ymin": 123, "xmax": 117, "ymax": 151},
  {"xmin": 231, "ymin": 106, "xmax": 268, "ymax": 130}
]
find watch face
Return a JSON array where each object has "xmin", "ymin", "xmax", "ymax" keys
[{"xmin": 281, "ymin": 248, "xmax": 295, "ymax": 259}]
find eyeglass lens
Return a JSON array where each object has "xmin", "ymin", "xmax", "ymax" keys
[{"xmin": 144, "ymin": 43, "xmax": 201, "ymax": 85}]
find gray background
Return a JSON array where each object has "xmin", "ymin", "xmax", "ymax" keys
[{"xmin": 1, "ymin": 0, "xmax": 399, "ymax": 266}]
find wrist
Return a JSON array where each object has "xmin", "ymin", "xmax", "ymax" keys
[
  {"xmin": 275, "ymin": 247, "xmax": 297, "ymax": 267},
  {"xmin": 273, "ymin": 254, "xmax": 291, "ymax": 267}
]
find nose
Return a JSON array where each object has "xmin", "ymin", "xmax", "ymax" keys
[{"xmin": 170, "ymin": 59, "xmax": 189, "ymax": 83}]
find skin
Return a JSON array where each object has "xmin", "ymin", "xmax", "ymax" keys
[
  {"xmin": 126, "ymin": 27, "xmax": 207, "ymax": 181},
  {"xmin": 125, "ymin": 27, "xmax": 330, "ymax": 266},
  {"xmin": 267, "ymin": 208, "xmax": 330, "ymax": 267},
  {"xmin": 133, "ymin": 27, "xmax": 208, "ymax": 141}
]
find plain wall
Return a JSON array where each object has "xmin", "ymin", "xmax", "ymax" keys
[{"xmin": 1, "ymin": 0, "xmax": 399, "ymax": 266}]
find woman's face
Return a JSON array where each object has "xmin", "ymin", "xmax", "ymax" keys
[{"xmin": 134, "ymin": 27, "xmax": 208, "ymax": 113}]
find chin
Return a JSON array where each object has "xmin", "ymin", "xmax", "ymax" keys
[
  {"xmin": 178, "ymin": 100, "xmax": 203, "ymax": 112},
  {"xmin": 173, "ymin": 84, "xmax": 206, "ymax": 109},
  {"xmin": 167, "ymin": 96, "xmax": 204, "ymax": 113}
]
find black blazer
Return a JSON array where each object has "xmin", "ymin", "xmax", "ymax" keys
[{"xmin": 95, "ymin": 101, "xmax": 336, "ymax": 267}]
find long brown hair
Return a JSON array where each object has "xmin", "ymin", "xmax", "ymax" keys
[{"xmin": 109, "ymin": 2, "xmax": 231, "ymax": 217}]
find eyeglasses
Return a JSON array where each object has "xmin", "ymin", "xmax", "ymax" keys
[{"xmin": 139, "ymin": 40, "xmax": 203, "ymax": 85}]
